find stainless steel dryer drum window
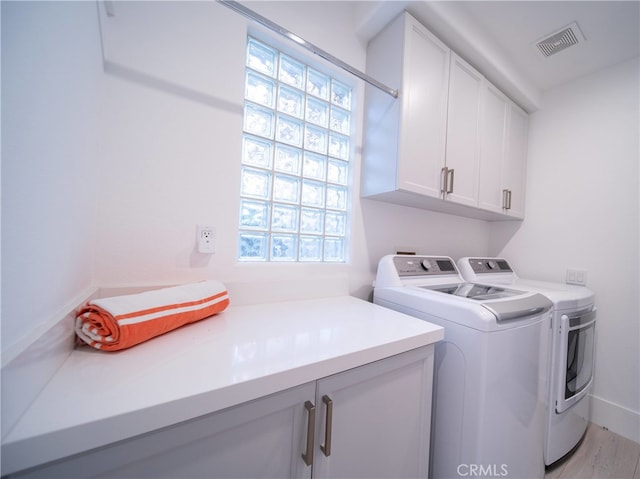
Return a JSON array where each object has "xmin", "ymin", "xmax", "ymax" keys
[{"xmin": 238, "ymin": 37, "xmax": 353, "ymax": 262}]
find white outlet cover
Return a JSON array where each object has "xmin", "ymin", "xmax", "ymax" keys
[
  {"xmin": 197, "ymin": 225, "xmax": 216, "ymax": 254},
  {"xmin": 566, "ymin": 268, "xmax": 587, "ymax": 285}
]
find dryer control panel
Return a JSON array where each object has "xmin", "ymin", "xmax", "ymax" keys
[
  {"xmin": 465, "ymin": 258, "xmax": 513, "ymax": 274},
  {"xmin": 394, "ymin": 256, "xmax": 459, "ymax": 277}
]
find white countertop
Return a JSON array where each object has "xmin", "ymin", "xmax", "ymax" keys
[{"xmin": 2, "ymin": 296, "xmax": 443, "ymax": 475}]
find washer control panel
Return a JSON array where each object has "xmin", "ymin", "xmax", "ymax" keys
[
  {"xmin": 466, "ymin": 258, "xmax": 513, "ymax": 274},
  {"xmin": 393, "ymin": 256, "xmax": 459, "ymax": 277}
]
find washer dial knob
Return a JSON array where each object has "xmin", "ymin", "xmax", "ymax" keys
[{"xmin": 421, "ymin": 259, "xmax": 432, "ymax": 271}]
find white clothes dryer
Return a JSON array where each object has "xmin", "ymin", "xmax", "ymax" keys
[
  {"xmin": 457, "ymin": 257, "xmax": 596, "ymax": 466},
  {"xmin": 374, "ymin": 255, "xmax": 552, "ymax": 479}
]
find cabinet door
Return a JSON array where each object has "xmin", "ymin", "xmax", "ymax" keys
[
  {"xmin": 503, "ymin": 103, "xmax": 528, "ymax": 218},
  {"xmin": 478, "ymin": 82, "xmax": 509, "ymax": 213},
  {"xmin": 312, "ymin": 346, "xmax": 435, "ymax": 479},
  {"xmin": 12, "ymin": 383, "xmax": 315, "ymax": 479},
  {"xmin": 444, "ymin": 53, "xmax": 483, "ymax": 207},
  {"xmin": 397, "ymin": 15, "xmax": 450, "ymax": 198},
  {"xmin": 362, "ymin": 12, "xmax": 407, "ymax": 198}
]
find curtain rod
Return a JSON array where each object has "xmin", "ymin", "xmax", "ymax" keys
[{"xmin": 218, "ymin": 0, "xmax": 399, "ymax": 99}]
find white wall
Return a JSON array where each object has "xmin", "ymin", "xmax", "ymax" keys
[
  {"xmin": 1, "ymin": 1, "xmax": 102, "ymax": 357},
  {"xmin": 490, "ymin": 57, "xmax": 640, "ymax": 442},
  {"xmin": 93, "ymin": 1, "xmax": 490, "ymax": 301},
  {"xmin": 1, "ymin": 0, "xmax": 491, "ymax": 352}
]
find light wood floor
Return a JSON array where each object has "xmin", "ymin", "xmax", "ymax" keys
[{"xmin": 545, "ymin": 423, "xmax": 640, "ymax": 479}]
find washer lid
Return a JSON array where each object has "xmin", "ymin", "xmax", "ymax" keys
[
  {"xmin": 482, "ymin": 293, "xmax": 553, "ymax": 321},
  {"xmin": 421, "ymin": 283, "xmax": 553, "ymax": 321}
]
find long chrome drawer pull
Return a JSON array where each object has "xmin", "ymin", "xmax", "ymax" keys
[
  {"xmin": 302, "ymin": 400, "xmax": 316, "ymax": 466},
  {"xmin": 320, "ymin": 395, "xmax": 333, "ymax": 457}
]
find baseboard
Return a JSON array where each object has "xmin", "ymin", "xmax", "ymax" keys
[
  {"xmin": 590, "ymin": 393, "xmax": 640, "ymax": 444},
  {"xmin": 1, "ymin": 286, "xmax": 99, "ymax": 439}
]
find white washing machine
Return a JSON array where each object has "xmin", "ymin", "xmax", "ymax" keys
[
  {"xmin": 457, "ymin": 257, "xmax": 596, "ymax": 466},
  {"xmin": 374, "ymin": 255, "xmax": 552, "ymax": 479}
]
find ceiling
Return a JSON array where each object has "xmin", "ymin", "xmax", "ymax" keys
[{"xmin": 354, "ymin": 1, "xmax": 640, "ymax": 111}]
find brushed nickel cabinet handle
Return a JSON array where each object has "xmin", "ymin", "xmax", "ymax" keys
[
  {"xmin": 320, "ymin": 395, "xmax": 333, "ymax": 457},
  {"xmin": 447, "ymin": 168, "xmax": 455, "ymax": 194},
  {"xmin": 507, "ymin": 189, "xmax": 512, "ymax": 210},
  {"xmin": 302, "ymin": 400, "xmax": 315, "ymax": 466},
  {"xmin": 441, "ymin": 167, "xmax": 449, "ymax": 194},
  {"xmin": 502, "ymin": 189, "xmax": 510, "ymax": 210}
]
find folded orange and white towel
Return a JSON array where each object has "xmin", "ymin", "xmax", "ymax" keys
[{"xmin": 75, "ymin": 280, "xmax": 230, "ymax": 351}]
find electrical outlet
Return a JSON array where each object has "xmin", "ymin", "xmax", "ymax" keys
[
  {"xmin": 197, "ymin": 225, "xmax": 216, "ymax": 254},
  {"xmin": 566, "ymin": 268, "xmax": 587, "ymax": 286}
]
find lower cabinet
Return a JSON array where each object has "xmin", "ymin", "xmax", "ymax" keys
[
  {"xmin": 9, "ymin": 383, "xmax": 315, "ymax": 479},
  {"xmin": 9, "ymin": 346, "xmax": 435, "ymax": 479},
  {"xmin": 312, "ymin": 346, "xmax": 434, "ymax": 479}
]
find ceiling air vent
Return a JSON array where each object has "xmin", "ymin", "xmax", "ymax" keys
[{"xmin": 535, "ymin": 22, "xmax": 585, "ymax": 58}]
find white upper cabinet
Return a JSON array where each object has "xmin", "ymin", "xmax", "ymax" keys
[
  {"xmin": 478, "ymin": 82, "xmax": 509, "ymax": 213},
  {"xmin": 478, "ymin": 83, "xmax": 529, "ymax": 219},
  {"xmin": 503, "ymin": 102, "xmax": 528, "ymax": 218},
  {"xmin": 443, "ymin": 53, "xmax": 483, "ymax": 207},
  {"xmin": 362, "ymin": 11, "xmax": 528, "ymax": 221},
  {"xmin": 362, "ymin": 11, "xmax": 450, "ymax": 200}
]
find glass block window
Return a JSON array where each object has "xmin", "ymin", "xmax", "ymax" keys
[{"xmin": 239, "ymin": 37, "xmax": 353, "ymax": 262}]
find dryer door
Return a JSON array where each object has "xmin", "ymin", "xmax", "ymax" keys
[{"xmin": 556, "ymin": 308, "xmax": 596, "ymax": 413}]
